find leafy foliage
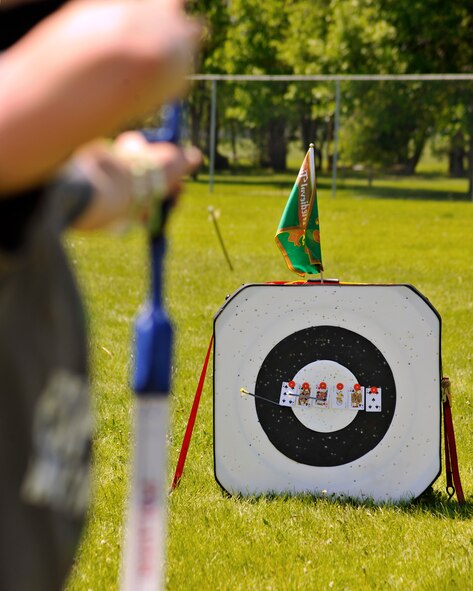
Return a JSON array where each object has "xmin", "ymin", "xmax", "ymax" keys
[{"xmin": 187, "ymin": 0, "xmax": 473, "ymax": 183}]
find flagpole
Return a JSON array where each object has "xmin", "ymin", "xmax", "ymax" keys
[
  {"xmin": 309, "ymin": 143, "xmax": 316, "ymax": 179},
  {"xmin": 309, "ymin": 143, "xmax": 323, "ymax": 283}
]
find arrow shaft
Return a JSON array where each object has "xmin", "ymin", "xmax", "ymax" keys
[{"xmin": 210, "ymin": 211, "xmax": 233, "ymax": 271}]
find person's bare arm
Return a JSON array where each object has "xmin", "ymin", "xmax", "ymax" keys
[{"xmin": 0, "ymin": 0, "xmax": 200, "ymax": 195}]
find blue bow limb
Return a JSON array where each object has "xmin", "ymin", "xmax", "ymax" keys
[{"xmin": 132, "ymin": 103, "xmax": 182, "ymax": 396}]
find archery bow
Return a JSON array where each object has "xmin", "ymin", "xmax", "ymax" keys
[{"xmin": 120, "ymin": 104, "xmax": 181, "ymax": 591}]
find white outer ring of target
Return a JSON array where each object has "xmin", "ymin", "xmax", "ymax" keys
[{"xmin": 214, "ymin": 285, "xmax": 441, "ymax": 502}]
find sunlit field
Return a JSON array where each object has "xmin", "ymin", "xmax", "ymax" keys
[{"xmin": 66, "ymin": 170, "xmax": 472, "ymax": 590}]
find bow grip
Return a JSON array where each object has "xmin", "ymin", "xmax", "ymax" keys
[{"xmin": 132, "ymin": 104, "xmax": 181, "ymax": 395}]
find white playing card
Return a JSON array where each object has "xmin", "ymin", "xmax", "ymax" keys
[
  {"xmin": 331, "ymin": 382, "xmax": 347, "ymax": 409},
  {"xmin": 279, "ymin": 381, "xmax": 298, "ymax": 407},
  {"xmin": 297, "ymin": 382, "xmax": 313, "ymax": 407},
  {"xmin": 348, "ymin": 384, "xmax": 365, "ymax": 410},
  {"xmin": 314, "ymin": 382, "xmax": 329, "ymax": 408},
  {"xmin": 365, "ymin": 386, "xmax": 382, "ymax": 412}
]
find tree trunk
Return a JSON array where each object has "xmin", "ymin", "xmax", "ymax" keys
[
  {"xmin": 187, "ymin": 82, "xmax": 208, "ymax": 149},
  {"xmin": 448, "ymin": 130, "xmax": 466, "ymax": 177},
  {"xmin": 201, "ymin": 87, "xmax": 230, "ymax": 171},
  {"xmin": 300, "ymin": 109, "xmax": 318, "ymax": 151},
  {"xmin": 229, "ymin": 120, "xmax": 238, "ymax": 163},
  {"xmin": 267, "ymin": 118, "xmax": 287, "ymax": 171},
  {"xmin": 465, "ymin": 102, "xmax": 473, "ymax": 199},
  {"xmin": 462, "ymin": 96, "xmax": 473, "ymax": 198},
  {"xmin": 403, "ymin": 131, "xmax": 427, "ymax": 175},
  {"xmin": 325, "ymin": 116, "xmax": 333, "ymax": 173}
]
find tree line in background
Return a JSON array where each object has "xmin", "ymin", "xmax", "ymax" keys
[{"xmin": 185, "ymin": 0, "xmax": 473, "ymax": 189}]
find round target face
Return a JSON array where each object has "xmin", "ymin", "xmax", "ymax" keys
[
  {"xmin": 255, "ymin": 326, "xmax": 396, "ymax": 466},
  {"xmin": 213, "ymin": 283, "xmax": 441, "ymax": 502}
]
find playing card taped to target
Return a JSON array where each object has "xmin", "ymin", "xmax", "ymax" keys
[{"xmin": 213, "ymin": 283, "xmax": 441, "ymax": 503}]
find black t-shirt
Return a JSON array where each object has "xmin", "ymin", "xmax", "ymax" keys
[
  {"xmin": 0, "ymin": 171, "xmax": 92, "ymax": 251},
  {"xmin": 0, "ymin": 175, "xmax": 93, "ymax": 591},
  {"xmin": 1, "ymin": 8, "xmax": 93, "ymax": 584},
  {"xmin": 0, "ymin": 189, "xmax": 43, "ymax": 251},
  {"xmin": 0, "ymin": 0, "xmax": 69, "ymax": 250},
  {"xmin": 0, "ymin": 1, "xmax": 68, "ymax": 51}
]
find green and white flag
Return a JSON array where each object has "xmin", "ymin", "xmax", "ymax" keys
[{"xmin": 275, "ymin": 144, "xmax": 323, "ymax": 277}]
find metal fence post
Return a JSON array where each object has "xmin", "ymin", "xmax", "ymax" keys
[
  {"xmin": 331, "ymin": 79, "xmax": 341, "ymax": 198},
  {"xmin": 185, "ymin": 74, "xmax": 473, "ymax": 199},
  {"xmin": 209, "ymin": 79, "xmax": 217, "ymax": 193}
]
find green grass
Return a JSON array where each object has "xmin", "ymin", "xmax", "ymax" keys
[{"xmin": 65, "ymin": 172, "xmax": 473, "ymax": 591}]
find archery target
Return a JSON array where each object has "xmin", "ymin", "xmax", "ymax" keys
[{"xmin": 213, "ymin": 283, "xmax": 441, "ymax": 502}]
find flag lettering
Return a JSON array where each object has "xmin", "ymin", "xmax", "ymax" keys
[{"xmin": 275, "ymin": 144, "xmax": 323, "ymax": 277}]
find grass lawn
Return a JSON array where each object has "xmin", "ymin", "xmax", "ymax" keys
[{"xmin": 65, "ymin": 171, "xmax": 472, "ymax": 590}]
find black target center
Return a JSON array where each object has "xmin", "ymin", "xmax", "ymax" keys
[{"xmin": 255, "ymin": 326, "xmax": 396, "ymax": 466}]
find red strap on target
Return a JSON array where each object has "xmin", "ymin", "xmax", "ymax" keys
[
  {"xmin": 171, "ymin": 335, "xmax": 214, "ymax": 490},
  {"xmin": 442, "ymin": 377, "xmax": 465, "ymax": 504}
]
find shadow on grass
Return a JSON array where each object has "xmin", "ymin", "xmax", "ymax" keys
[
  {"xmin": 194, "ymin": 173, "xmax": 292, "ymax": 191},
  {"xmin": 193, "ymin": 171, "xmax": 470, "ymax": 202},
  {"xmin": 410, "ymin": 487, "xmax": 473, "ymax": 519},
  {"xmin": 226, "ymin": 487, "xmax": 473, "ymax": 520},
  {"xmin": 327, "ymin": 180, "xmax": 469, "ymax": 202}
]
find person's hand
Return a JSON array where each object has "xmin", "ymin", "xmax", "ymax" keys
[
  {"xmin": 113, "ymin": 131, "xmax": 202, "ymax": 233},
  {"xmin": 114, "ymin": 131, "xmax": 202, "ymax": 197},
  {"xmin": 70, "ymin": 133, "xmax": 202, "ymax": 231}
]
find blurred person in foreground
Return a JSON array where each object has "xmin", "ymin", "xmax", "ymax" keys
[{"xmin": 0, "ymin": 1, "xmax": 202, "ymax": 589}]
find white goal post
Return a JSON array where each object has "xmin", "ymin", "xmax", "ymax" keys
[{"xmin": 188, "ymin": 73, "xmax": 473, "ymax": 198}]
